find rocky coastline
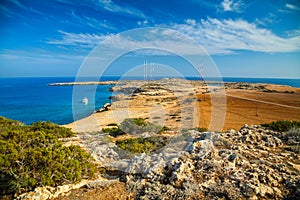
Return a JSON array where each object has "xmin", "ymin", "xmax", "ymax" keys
[
  {"xmin": 18, "ymin": 124, "xmax": 300, "ymax": 199},
  {"xmin": 17, "ymin": 78, "xmax": 299, "ymax": 199}
]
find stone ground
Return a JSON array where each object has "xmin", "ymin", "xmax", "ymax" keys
[{"xmin": 50, "ymin": 125, "xmax": 300, "ymax": 200}]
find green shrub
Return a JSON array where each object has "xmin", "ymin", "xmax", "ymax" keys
[
  {"xmin": 261, "ymin": 120, "xmax": 300, "ymax": 132},
  {"xmin": 103, "ymin": 119, "xmax": 171, "ymax": 137},
  {"xmin": 286, "ymin": 128, "xmax": 300, "ymax": 141},
  {"xmin": 0, "ymin": 117, "xmax": 96, "ymax": 198},
  {"xmin": 29, "ymin": 121, "xmax": 75, "ymax": 138},
  {"xmin": 119, "ymin": 118, "xmax": 164, "ymax": 135},
  {"xmin": 116, "ymin": 136, "xmax": 169, "ymax": 153},
  {"xmin": 107, "ymin": 123, "xmax": 118, "ymax": 126},
  {"xmin": 99, "ymin": 167, "xmax": 107, "ymax": 174},
  {"xmin": 196, "ymin": 127, "xmax": 208, "ymax": 132},
  {"xmin": 158, "ymin": 126, "xmax": 171, "ymax": 133},
  {"xmin": 182, "ymin": 127, "xmax": 207, "ymax": 133},
  {"xmin": 102, "ymin": 127, "xmax": 126, "ymax": 137},
  {"xmin": 285, "ymin": 128, "xmax": 300, "ymax": 153}
]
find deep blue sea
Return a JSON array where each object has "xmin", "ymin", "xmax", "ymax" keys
[{"xmin": 0, "ymin": 76, "xmax": 299, "ymax": 125}]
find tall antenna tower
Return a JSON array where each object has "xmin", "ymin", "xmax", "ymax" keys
[
  {"xmin": 198, "ymin": 64, "xmax": 204, "ymax": 81},
  {"xmin": 144, "ymin": 59, "xmax": 146, "ymax": 80},
  {"xmin": 144, "ymin": 59, "xmax": 148, "ymax": 80},
  {"xmin": 145, "ymin": 59, "xmax": 148, "ymax": 80},
  {"xmin": 152, "ymin": 62, "xmax": 154, "ymax": 80}
]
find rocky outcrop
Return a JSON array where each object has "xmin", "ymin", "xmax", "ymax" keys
[
  {"xmin": 95, "ymin": 103, "xmax": 112, "ymax": 113},
  {"xmin": 123, "ymin": 125, "xmax": 300, "ymax": 199},
  {"xmin": 68, "ymin": 125, "xmax": 299, "ymax": 199},
  {"xmin": 17, "ymin": 125, "xmax": 300, "ymax": 199}
]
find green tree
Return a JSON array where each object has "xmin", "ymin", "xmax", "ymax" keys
[{"xmin": 0, "ymin": 117, "xmax": 96, "ymax": 198}]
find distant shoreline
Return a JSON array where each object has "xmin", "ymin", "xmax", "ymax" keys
[
  {"xmin": 48, "ymin": 81, "xmax": 118, "ymax": 86},
  {"xmin": 47, "ymin": 77, "xmax": 300, "ymax": 88},
  {"xmin": 64, "ymin": 78, "xmax": 300, "ymax": 133}
]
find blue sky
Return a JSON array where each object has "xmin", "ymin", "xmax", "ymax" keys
[{"xmin": 0, "ymin": 0, "xmax": 299, "ymax": 78}]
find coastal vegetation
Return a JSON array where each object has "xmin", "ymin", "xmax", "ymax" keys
[
  {"xmin": 102, "ymin": 118, "xmax": 170, "ymax": 137},
  {"xmin": 102, "ymin": 127, "xmax": 126, "ymax": 137},
  {"xmin": 181, "ymin": 127, "xmax": 207, "ymax": 134},
  {"xmin": 261, "ymin": 120, "xmax": 300, "ymax": 132},
  {"xmin": 0, "ymin": 117, "xmax": 96, "ymax": 198},
  {"xmin": 285, "ymin": 128, "xmax": 300, "ymax": 153},
  {"xmin": 116, "ymin": 136, "xmax": 170, "ymax": 153},
  {"xmin": 102, "ymin": 118, "xmax": 172, "ymax": 153},
  {"xmin": 119, "ymin": 118, "xmax": 165, "ymax": 135},
  {"xmin": 262, "ymin": 120, "xmax": 300, "ymax": 153}
]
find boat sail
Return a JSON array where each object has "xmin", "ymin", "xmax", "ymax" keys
[{"xmin": 82, "ymin": 97, "xmax": 88, "ymax": 105}]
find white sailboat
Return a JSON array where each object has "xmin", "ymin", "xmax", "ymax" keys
[{"xmin": 82, "ymin": 97, "xmax": 88, "ymax": 105}]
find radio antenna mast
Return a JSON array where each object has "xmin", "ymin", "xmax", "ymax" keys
[{"xmin": 144, "ymin": 59, "xmax": 146, "ymax": 80}]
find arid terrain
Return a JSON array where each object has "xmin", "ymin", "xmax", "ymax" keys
[
  {"xmin": 18, "ymin": 79, "xmax": 300, "ymax": 200},
  {"xmin": 65, "ymin": 79, "xmax": 300, "ymax": 133}
]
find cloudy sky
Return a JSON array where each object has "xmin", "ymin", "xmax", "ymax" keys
[{"xmin": 0, "ymin": 0, "xmax": 300, "ymax": 78}]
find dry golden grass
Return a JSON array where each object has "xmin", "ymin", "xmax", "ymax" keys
[
  {"xmin": 66, "ymin": 84, "xmax": 300, "ymax": 133},
  {"xmin": 198, "ymin": 89, "xmax": 300, "ymax": 131}
]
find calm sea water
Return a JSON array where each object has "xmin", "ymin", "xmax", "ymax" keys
[
  {"xmin": 0, "ymin": 76, "xmax": 299, "ymax": 125},
  {"xmin": 0, "ymin": 77, "xmax": 113, "ymax": 125}
]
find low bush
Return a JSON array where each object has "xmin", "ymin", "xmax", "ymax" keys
[
  {"xmin": 182, "ymin": 127, "xmax": 207, "ymax": 133},
  {"xmin": 107, "ymin": 123, "xmax": 118, "ymax": 126},
  {"xmin": 0, "ymin": 117, "xmax": 96, "ymax": 198},
  {"xmin": 119, "ymin": 118, "xmax": 164, "ymax": 135},
  {"xmin": 196, "ymin": 127, "xmax": 208, "ymax": 132},
  {"xmin": 103, "ymin": 118, "xmax": 171, "ymax": 137},
  {"xmin": 158, "ymin": 126, "xmax": 171, "ymax": 133},
  {"xmin": 116, "ymin": 136, "xmax": 169, "ymax": 153},
  {"xmin": 261, "ymin": 120, "xmax": 300, "ymax": 132},
  {"xmin": 284, "ymin": 127, "xmax": 300, "ymax": 153},
  {"xmin": 102, "ymin": 127, "xmax": 126, "ymax": 137},
  {"xmin": 29, "ymin": 121, "xmax": 75, "ymax": 138}
]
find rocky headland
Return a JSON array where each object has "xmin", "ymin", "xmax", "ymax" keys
[
  {"xmin": 17, "ymin": 78, "xmax": 300, "ymax": 200},
  {"xmin": 19, "ymin": 124, "xmax": 300, "ymax": 200},
  {"xmin": 65, "ymin": 78, "xmax": 300, "ymax": 132}
]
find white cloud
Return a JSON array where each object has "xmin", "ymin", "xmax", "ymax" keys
[
  {"xmin": 286, "ymin": 3, "xmax": 300, "ymax": 10},
  {"xmin": 0, "ymin": 0, "xmax": 41, "ymax": 18},
  {"xmin": 48, "ymin": 18, "xmax": 300, "ymax": 55},
  {"xmin": 185, "ymin": 19, "xmax": 196, "ymax": 26},
  {"xmin": 47, "ymin": 28, "xmax": 211, "ymax": 56},
  {"xmin": 137, "ymin": 20, "xmax": 148, "ymax": 26},
  {"xmin": 67, "ymin": 11, "xmax": 116, "ymax": 31},
  {"xmin": 56, "ymin": 0, "xmax": 147, "ymax": 19},
  {"xmin": 10, "ymin": 0, "xmax": 42, "ymax": 15},
  {"xmin": 97, "ymin": 0, "xmax": 146, "ymax": 18},
  {"xmin": 47, "ymin": 31, "xmax": 113, "ymax": 48},
  {"xmin": 221, "ymin": 0, "xmax": 243, "ymax": 12},
  {"xmin": 279, "ymin": 3, "xmax": 300, "ymax": 13},
  {"xmin": 255, "ymin": 13, "xmax": 278, "ymax": 26},
  {"xmin": 0, "ymin": 49, "xmax": 84, "ymax": 64},
  {"xmin": 173, "ymin": 18, "xmax": 300, "ymax": 54}
]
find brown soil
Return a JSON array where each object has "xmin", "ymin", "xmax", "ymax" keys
[
  {"xmin": 198, "ymin": 89, "xmax": 300, "ymax": 131},
  {"xmin": 54, "ymin": 182, "xmax": 134, "ymax": 200}
]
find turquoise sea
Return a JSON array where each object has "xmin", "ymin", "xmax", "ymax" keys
[{"xmin": 0, "ymin": 77, "xmax": 299, "ymax": 125}]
